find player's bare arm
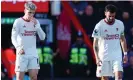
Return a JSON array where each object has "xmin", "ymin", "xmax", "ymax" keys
[
  {"xmin": 120, "ymin": 34, "xmax": 128, "ymax": 63},
  {"xmin": 93, "ymin": 38, "xmax": 101, "ymax": 66},
  {"xmin": 120, "ymin": 34, "xmax": 128, "ymax": 52}
]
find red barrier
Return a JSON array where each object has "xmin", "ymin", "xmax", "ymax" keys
[
  {"xmin": 1, "ymin": 48, "xmax": 16, "ymax": 79},
  {"xmin": 61, "ymin": 1, "xmax": 96, "ymax": 62},
  {"xmin": 56, "ymin": 9, "xmax": 71, "ymax": 59}
]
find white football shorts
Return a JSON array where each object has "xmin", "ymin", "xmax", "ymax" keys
[
  {"xmin": 15, "ymin": 55, "xmax": 40, "ymax": 72},
  {"xmin": 96, "ymin": 60, "xmax": 123, "ymax": 77}
]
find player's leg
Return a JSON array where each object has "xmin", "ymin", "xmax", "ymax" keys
[
  {"xmin": 16, "ymin": 72, "xmax": 25, "ymax": 80},
  {"xmin": 15, "ymin": 55, "xmax": 28, "ymax": 80},
  {"xmin": 28, "ymin": 56, "xmax": 40, "ymax": 80},
  {"xmin": 113, "ymin": 60, "xmax": 123, "ymax": 80},
  {"xmin": 114, "ymin": 71, "xmax": 123, "ymax": 80},
  {"xmin": 29, "ymin": 69, "xmax": 39, "ymax": 80},
  {"xmin": 101, "ymin": 76, "xmax": 109, "ymax": 80}
]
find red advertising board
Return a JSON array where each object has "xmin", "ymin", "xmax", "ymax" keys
[{"xmin": 1, "ymin": 1, "xmax": 49, "ymax": 12}]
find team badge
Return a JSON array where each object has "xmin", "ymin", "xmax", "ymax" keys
[
  {"xmin": 116, "ymin": 28, "xmax": 118, "ymax": 31},
  {"xmin": 23, "ymin": 25, "xmax": 26, "ymax": 28},
  {"xmin": 104, "ymin": 29, "xmax": 108, "ymax": 32}
]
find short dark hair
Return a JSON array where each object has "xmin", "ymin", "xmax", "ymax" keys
[{"xmin": 105, "ymin": 4, "xmax": 117, "ymax": 13}]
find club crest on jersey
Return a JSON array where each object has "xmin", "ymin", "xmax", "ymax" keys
[
  {"xmin": 23, "ymin": 25, "xmax": 26, "ymax": 28},
  {"xmin": 104, "ymin": 29, "xmax": 108, "ymax": 32},
  {"xmin": 116, "ymin": 28, "xmax": 118, "ymax": 31}
]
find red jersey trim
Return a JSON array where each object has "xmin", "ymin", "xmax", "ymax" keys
[
  {"xmin": 21, "ymin": 17, "xmax": 30, "ymax": 22},
  {"xmin": 104, "ymin": 19, "xmax": 115, "ymax": 25}
]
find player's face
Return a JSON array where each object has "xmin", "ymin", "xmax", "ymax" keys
[
  {"xmin": 105, "ymin": 11, "xmax": 116, "ymax": 23},
  {"xmin": 25, "ymin": 9, "xmax": 35, "ymax": 20}
]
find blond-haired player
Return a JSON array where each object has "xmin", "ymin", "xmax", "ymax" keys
[{"xmin": 11, "ymin": 2, "xmax": 46, "ymax": 80}]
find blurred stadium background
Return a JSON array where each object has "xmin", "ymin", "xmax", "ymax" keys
[{"xmin": 1, "ymin": 1, "xmax": 133, "ymax": 80}]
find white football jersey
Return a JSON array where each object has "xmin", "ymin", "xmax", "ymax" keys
[
  {"xmin": 11, "ymin": 18, "xmax": 46, "ymax": 57},
  {"xmin": 92, "ymin": 19, "xmax": 124, "ymax": 61}
]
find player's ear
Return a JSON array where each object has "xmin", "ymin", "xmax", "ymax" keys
[
  {"xmin": 24, "ymin": 9, "xmax": 26, "ymax": 14},
  {"xmin": 105, "ymin": 11, "xmax": 107, "ymax": 16}
]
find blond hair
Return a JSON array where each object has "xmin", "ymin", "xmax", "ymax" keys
[{"xmin": 24, "ymin": 2, "xmax": 37, "ymax": 11}]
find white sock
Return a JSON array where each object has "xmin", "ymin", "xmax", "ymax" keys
[{"xmin": 115, "ymin": 79, "xmax": 122, "ymax": 80}]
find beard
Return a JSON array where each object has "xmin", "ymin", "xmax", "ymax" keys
[{"xmin": 107, "ymin": 18, "xmax": 114, "ymax": 23}]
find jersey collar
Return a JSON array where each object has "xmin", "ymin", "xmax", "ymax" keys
[
  {"xmin": 104, "ymin": 18, "xmax": 115, "ymax": 25},
  {"xmin": 21, "ymin": 17, "xmax": 30, "ymax": 22}
]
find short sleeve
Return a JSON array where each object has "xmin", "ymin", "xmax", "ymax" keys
[
  {"xmin": 92, "ymin": 23, "xmax": 101, "ymax": 38},
  {"xmin": 120, "ymin": 21, "xmax": 125, "ymax": 36}
]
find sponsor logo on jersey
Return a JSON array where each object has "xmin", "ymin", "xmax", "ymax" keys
[
  {"xmin": 104, "ymin": 34, "xmax": 119, "ymax": 40},
  {"xmin": 21, "ymin": 30, "xmax": 36, "ymax": 36},
  {"xmin": 116, "ymin": 28, "xmax": 118, "ymax": 31}
]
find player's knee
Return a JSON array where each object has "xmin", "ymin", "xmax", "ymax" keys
[
  {"xmin": 115, "ymin": 75, "xmax": 122, "ymax": 80},
  {"xmin": 16, "ymin": 78, "xmax": 23, "ymax": 80},
  {"xmin": 118, "ymin": 75, "xmax": 122, "ymax": 79},
  {"xmin": 115, "ymin": 72, "xmax": 122, "ymax": 80},
  {"xmin": 16, "ymin": 76, "xmax": 23, "ymax": 80},
  {"xmin": 102, "ymin": 76, "xmax": 109, "ymax": 80},
  {"xmin": 30, "ymin": 75, "xmax": 37, "ymax": 80},
  {"xmin": 16, "ymin": 74, "xmax": 24, "ymax": 80}
]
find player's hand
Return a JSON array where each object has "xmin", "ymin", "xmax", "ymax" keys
[
  {"xmin": 123, "ymin": 55, "xmax": 128, "ymax": 63},
  {"xmin": 18, "ymin": 49, "xmax": 25, "ymax": 55},
  {"xmin": 31, "ymin": 17, "xmax": 37, "ymax": 26},
  {"xmin": 96, "ymin": 58, "xmax": 102, "ymax": 66}
]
